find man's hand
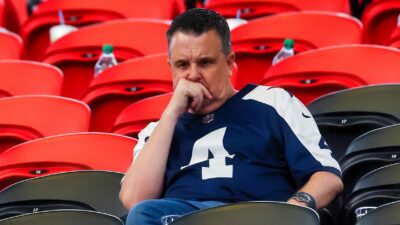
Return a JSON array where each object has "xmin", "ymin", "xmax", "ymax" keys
[
  {"xmin": 287, "ymin": 198, "xmax": 308, "ymax": 208},
  {"xmin": 165, "ymin": 79, "xmax": 213, "ymax": 118}
]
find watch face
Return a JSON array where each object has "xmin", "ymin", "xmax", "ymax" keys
[{"xmin": 297, "ymin": 193, "xmax": 311, "ymax": 202}]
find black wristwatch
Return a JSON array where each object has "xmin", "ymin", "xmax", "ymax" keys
[{"xmin": 290, "ymin": 192, "xmax": 316, "ymax": 210}]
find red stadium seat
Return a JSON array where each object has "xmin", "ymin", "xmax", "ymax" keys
[
  {"xmin": 81, "ymin": 54, "xmax": 173, "ymax": 132},
  {"xmin": 0, "ymin": 0, "xmax": 4, "ymax": 26},
  {"xmin": 361, "ymin": 0, "xmax": 400, "ymax": 45},
  {"xmin": 205, "ymin": 0, "xmax": 351, "ymax": 19},
  {"xmin": 0, "ymin": 30, "xmax": 22, "ymax": 59},
  {"xmin": 388, "ymin": 26, "xmax": 400, "ymax": 48},
  {"xmin": 0, "ymin": 60, "xmax": 63, "ymax": 97},
  {"xmin": 3, "ymin": 0, "xmax": 28, "ymax": 33},
  {"xmin": 42, "ymin": 19, "xmax": 170, "ymax": 99},
  {"xmin": 110, "ymin": 93, "xmax": 172, "ymax": 138},
  {"xmin": 20, "ymin": 0, "xmax": 183, "ymax": 60},
  {"xmin": 0, "ymin": 132, "xmax": 136, "ymax": 190},
  {"xmin": 230, "ymin": 11, "xmax": 363, "ymax": 89},
  {"xmin": 262, "ymin": 44, "xmax": 400, "ymax": 104},
  {"xmin": 0, "ymin": 95, "xmax": 90, "ymax": 153}
]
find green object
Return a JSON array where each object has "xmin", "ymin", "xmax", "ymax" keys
[
  {"xmin": 102, "ymin": 44, "xmax": 113, "ymax": 54},
  {"xmin": 283, "ymin": 38, "xmax": 294, "ymax": 49}
]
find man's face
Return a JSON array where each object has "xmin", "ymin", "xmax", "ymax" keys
[{"xmin": 168, "ymin": 30, "xmax": 235, "ymax": 111}]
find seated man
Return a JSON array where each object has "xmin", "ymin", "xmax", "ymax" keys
[{"xmin": 120, "ymin": 8, "xmax": 343, "ymax": 225}]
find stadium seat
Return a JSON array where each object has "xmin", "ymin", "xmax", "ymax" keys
[
  {"xmin": 0, "ymin": 132, "xmax": 136, "ymax": 190},
  {"xmin": 3, "ymin": 0, "xmax": 28, "ymax": 33},
  {"xmin": 0, "ymin": 209, "xmax": 123, "ymax": 225},
  {"xmin": 356, "ymin": 200, "xmax": 400, "ymax": 225},
  {"xmin": 42, "ymin": 19, "xmax": 170, "ymax": 99},
  {"xmin": 361, "ymin": 0, "xmax": 400, "ymax": 45},
  {"xmin": 307, "ymin": 84, "xmax": 400, "ymax": 161},
  {"xmin": 0, "ymin": 0, "xmax": 4, "ymax": 26},
  {"xmin": 262, "ymin": 44, "xmax": 400, "ymax": 104},
  {"xmin": 388, "ymin": 26, "xmax": 400, "ymax": 48},
  {"xmin": 172, "ymin": 201, "xmax": 319, "ymax": 225},
  {"xmin": 20, "ymin": 0, "xmax": 182, "ymax": 60},
  {"xmin": 0, "ymin": 30, "xmax": 22, "ymax": 59},
  {"xmin": 0, "ymin": 95, "xmax": 90, "ymax": 153},
  {"xmin": 230, "ymin": 11, "xmax": 363, "ymax": 89},
  {"xmin": 110, "ymin": 93, "xmax": 172, "ymax": 138},
  {"xmin": 81, "ymin": 54, "xmax": 173, "ymax": 132},
  {"xmin": 204, "ymin": 0, "xmax": 351, "ymax": 19},
  {"xmin": 340, "ymin": 124, "xmax": 400, "ymax": 198},
  {"xmin": 0, "ymin": 60, "xmax": 63, "ymax": 97},
  {"xmin": 340, "ymin": 162, "xmax": 400, "ymax": 225},
  {"xmin": 0, "ymin": 170, "xmax": 127, "ymax": 220}
]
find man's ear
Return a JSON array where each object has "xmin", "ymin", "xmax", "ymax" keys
[
  {"xmin": 226, "ymin": 52, "xmax": 235, "ymax": 77},
  {"xmin": 226, "ymin": 52, "xmax": 235, "ymax": 67},
  {"xmin": 167, "ymin": 57, "xmax": 171, "ymax": 67}
]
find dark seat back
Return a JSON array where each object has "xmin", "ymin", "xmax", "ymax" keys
[
  {"xmin": 308, "ymin": 84, "xmax": 400, "ymax": 161},
  {"xmin": 171, "ymin": 201, "xmax": 320, "ymax": 225}
]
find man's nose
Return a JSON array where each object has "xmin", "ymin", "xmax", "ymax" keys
[{"xmin": 187, "ymin": 64, "xmax": 201, "ymax": 81}]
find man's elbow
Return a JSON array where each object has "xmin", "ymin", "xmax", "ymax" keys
[
  {"xmin": 119, "ymin": 184, "xmax": 146, "ymax": 210},
  {"xmin": 333, "ymin": 175, "xmax": 344, "ymax": 195},
  {"xmin": 119, "ymin": 188, "xmax": 139, "ymax": 210}
]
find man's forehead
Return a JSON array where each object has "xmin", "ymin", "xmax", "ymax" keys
[{"xmin": 169, "ymin": 30, "xmax": 222, "ymax": 58}]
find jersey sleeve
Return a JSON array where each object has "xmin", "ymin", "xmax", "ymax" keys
[
  {"xmin": 133, "ymin": 121, "xmax": 158, "ymax": 160},
  {"xmin": 277, "ymin": 91, "xmax": 342, "ymax": 187}
]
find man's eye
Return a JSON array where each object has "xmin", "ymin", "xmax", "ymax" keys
[
  {"xmin": 199, "ymin": 60, "xmax": 213, "ymax": 66},
  {"xmin": 176, "ymin": 63, "xmax": 189, "ymax": 68}
]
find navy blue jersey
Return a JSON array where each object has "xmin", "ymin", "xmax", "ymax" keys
[{"xmin": 134, "ymin": 84, "xmax": 341, "ymax": 203}]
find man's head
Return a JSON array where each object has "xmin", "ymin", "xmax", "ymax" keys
[
  {"xmin": 166, "ymin": 8, "xmax": 232, "ymax": 56},
  {"xmin": 166, "ymin": 8, "xmax": 236, "ymax": 115}
]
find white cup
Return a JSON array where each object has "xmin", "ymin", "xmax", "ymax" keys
[
  {"xmin": 226, "ymin": 18, "xmax": 247, "ymax": 31},
  {"xmin": 160, "ymin": 215, "xmax": 181, "ymax": 225},
  {"xmin": 49, "ymin": 24, "xmax": 78, "ymax": 42},
  {"xmin": 355, "ymin": 206, "xmax": 377, "ymax": 220}
]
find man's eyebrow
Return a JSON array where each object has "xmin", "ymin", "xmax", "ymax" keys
[{"xmin": 172, "ymin": 59, "xmax": 189, "ymax": 66}]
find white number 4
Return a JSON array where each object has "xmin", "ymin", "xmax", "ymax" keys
[{"xmin": 181, "ymin": 127, "xmax": 235, "ymax": 180}]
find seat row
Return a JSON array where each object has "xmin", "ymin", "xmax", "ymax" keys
[
  {"xmin": 1, "ymin": 43, "xmax": 399, "ymax": 134},
  {"xmin": 0, "ymin": 167, "xmax": 400, "ymax": 225},
  {"xmin": 1, "ymin": 0, "xmax": 398, "ymax": 59}
]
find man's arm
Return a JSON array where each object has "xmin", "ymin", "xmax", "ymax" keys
[
  {"xmin": 119, "ymin": 79, "xmax": 212, "ymax": 209},
  {"xmin": 287, "ymin": 171, "xmax": 343, "ymax": 209}
]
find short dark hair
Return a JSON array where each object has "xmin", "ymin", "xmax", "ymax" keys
[{"xmin": 166, "ymin": 8, "xmax": 232, "ymax": 56}]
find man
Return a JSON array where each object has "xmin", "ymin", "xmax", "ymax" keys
[{"xmin": 120, "ymin": 8, "xmax": 343, "ymax": 225}]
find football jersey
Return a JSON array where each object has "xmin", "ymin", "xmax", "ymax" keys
[{"xmin": 134, "ymin": 84, "xmax": 341, "ymax": 203}]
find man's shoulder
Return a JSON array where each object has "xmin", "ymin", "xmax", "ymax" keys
[{"xmin": 240, "ymin": 84, "xmax": 294, "ymax": 110}]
